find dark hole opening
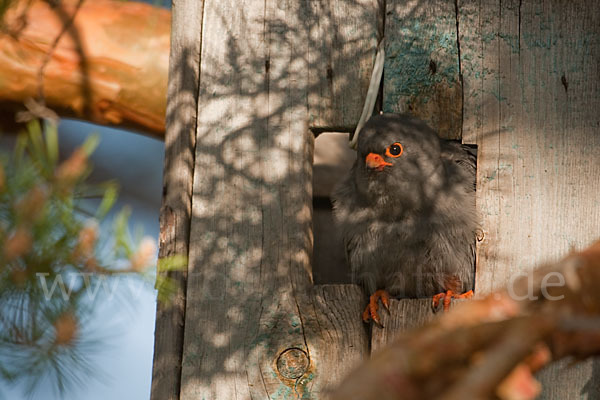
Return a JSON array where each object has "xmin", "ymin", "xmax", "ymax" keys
[{"xmin": 311, "ymin": 131, "xmax": 478, "ymax": 294}]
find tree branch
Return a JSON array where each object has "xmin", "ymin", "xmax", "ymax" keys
[
  {"xmin": 328, "ymin": 241, "xmax": 600, "ymax": 400},
  {"xmin": 0, "ymin": 0, "xmax": 169, "ymax": 136}
]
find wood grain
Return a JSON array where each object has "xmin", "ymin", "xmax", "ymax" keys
[
  {"xmin": 158, "ymin": 0, "xmax": 600, "ymax": 397},
  {"xmin": 307, "ymin": 0, "xmax": 380, "ymax": 130},
  {"xmin": 459, "ymin": 0, "xmax": 600, "ymax": 397},
  {"xmin": 178, "ymin": 1, "xmax": 369, "ymax": 398},
  {"xmin": 384, "ymin": 0, "xmax": 463, "ymax": 140},
  {"xmin": 371, "ymin": 298, "xmax": 437, "ymax": 353},
  {"xmin": 150, "ymin": 0, "xmax": 202, "ymax": 399},
  {"xmin": 309, "ymin": 285, "xmax": 369, "ymax": 396},
  {"xmin": 180, "ymin": 0, "xmax": 312, "ymax": 396},
  {"xmin": 459, "ymin": 0, "xmax": 600, "ymax": 304}
]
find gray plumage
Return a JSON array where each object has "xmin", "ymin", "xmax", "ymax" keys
[{"xmin": 332, "ymin": 114, "xmax": 477, "ymax": 298}]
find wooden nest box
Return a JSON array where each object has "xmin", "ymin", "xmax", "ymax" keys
[{"xmin": 152, "ymin": 0, "xmax": 600, "ymax": 399}]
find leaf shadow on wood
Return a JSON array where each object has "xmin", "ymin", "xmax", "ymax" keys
[
  {"xmin": 169, "ymin": 2, "xmax": 506, "ymax": 398},
  {"xmin": 153, "ymin": 40, "xmax": 198, "ymax": 400},
  {"xmin": 172, "ymin": 1, "xmax": 381, "ymax": 398},
  {"xmin": 161, "ymin": 0, "xmax": 600, "ymax": 398}
]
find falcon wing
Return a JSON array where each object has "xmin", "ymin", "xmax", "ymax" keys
[
  {"xmin": 441, "ymin": 140, "xmax": 478, "ymax": 290},
  {"xmin": 441, "ymin": 140, "xmax": 477, "ymax": 191}
]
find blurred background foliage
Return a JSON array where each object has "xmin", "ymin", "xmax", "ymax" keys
[
  {"xmin": 0, "ymin": 0, "xmax": 178, "ymax": 397},
  {"xmin": 0, "ymin": 117, "xmax": 185, "ymax": 396}
]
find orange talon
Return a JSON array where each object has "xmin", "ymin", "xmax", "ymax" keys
[
  {"xmin": 432, "ymin": 292, "xmax": 446, "ymax": 309},
  {"xmin": 458, "ymin": 289, "xmax": 474, "ymax": 299},
  {"xmin": 363, "ymin": 289, "xmax": 390, "ymax": 326},
  {"xmin": 432, "ymin": 289, "xmax": 473, "ymax": 312}
]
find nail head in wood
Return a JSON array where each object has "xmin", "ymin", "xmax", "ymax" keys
[{"xmin": 476, "ymin": 229, "xmax": 485, "ymax": 242}]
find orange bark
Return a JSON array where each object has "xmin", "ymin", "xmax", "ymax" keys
[{"xmin": 0, "ymin": 0, "xmax": 170, "ymax": 136}]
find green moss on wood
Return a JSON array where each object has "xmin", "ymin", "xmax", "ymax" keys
[{"xmin": 384, "ymin": 15, "xmax": 460, "ymax": 112}]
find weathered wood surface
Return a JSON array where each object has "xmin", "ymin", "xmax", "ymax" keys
[
  {"xmin": 151, "ymin": 0, "xmax": 202, "ymax": 399},
  {"xmin": 371, "ymin": 299, "xmax": 470, "ymax": 353},
  {"xmin": 160, "ymin": 0, "xmax": 600, "ymax": 397},
  {"xmin": 371, "ymin": 298, "xmax": 436, "ymax": 353},
  {"xmin": 459, "ymin": 0, "xmax": 600, "ymax": 397},
  {"xmin": 180, "ymin": 1, "xmax": 313, "ymax": 396},
  {"xmin": 177, "ymin": 0, "xmax": 373, "ymax": 398},
  {"xmin": 384, "ymin": 0, "xmax": 463, "ymax": 140},
  {"xmin": 309, "ymin": 285, "xmax": 370, "ymax": 396},
  {"xmin": 459, "ymin": 0, "xmax": 600, "ymax": 309},
  {"xmin": 329, "ymin": 241, "xmax": 600, "ymax": 400},
  {"xmin": 307, "ymin": 0, "xmax": 380, "ymax": 130}
]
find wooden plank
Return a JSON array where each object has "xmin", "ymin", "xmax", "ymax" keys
[
  {"xmin": 150, "ymin": 0, "xmax": 202, "ymax": 399},
  {"xmin": 456, "ymin": 0, "xmax": 490, "ymax": 146},
  {"xmin": 307, "ymin": 0, "xmax": 380, "ymax": 130},
  {"xmin": 384, "ymin": 0, "xmax": 462, "ymax": 140},
  {"xmin": 459, "ymin": 0, "xmax": 600, "ymax": 304},
  {"xmin": 309, "ymin": 285, "xmax": 370, "ymax": 395},
  {"xmin": 371, "ymin": 298, "xmax": 436, "ymax": 353},
  {"xmin": 178, "ymin": 1, "xmax": 368, "ymax": 398},
  {"xmin": 180, "ymin": 1, "xmax": 313, "ymax": 396},
  {"xmin": 459, "ymin": 0, "xmax": 600, "ymax": 396}
]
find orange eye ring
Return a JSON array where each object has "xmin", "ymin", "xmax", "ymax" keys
[{"xmin": 385, "ymin": 142, "xmax": 403, "ymax": 158}]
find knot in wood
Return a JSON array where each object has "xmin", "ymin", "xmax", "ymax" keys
[{"xmin": 276, "ymin": 348, "xmax": 309, "ymax": 379}]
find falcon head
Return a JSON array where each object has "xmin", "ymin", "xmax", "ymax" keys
[{"xmin": 352, "ymin": 114, "xmax": 444, "ymax": 212}]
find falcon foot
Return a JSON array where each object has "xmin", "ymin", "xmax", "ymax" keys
[
  {"xmin": 363, "ymin": 289, "xmax": 390, "ymax": 326},
  {"xmin": 432, "ymin": 289, "xmax": 473, "ymax": 312}
]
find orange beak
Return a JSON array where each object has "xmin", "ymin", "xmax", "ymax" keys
[{"xmin": 365, "ymin": 153, "xmax": 392, "ymax": 172}]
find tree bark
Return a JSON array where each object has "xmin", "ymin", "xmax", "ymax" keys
[
  {"xmin": 0, "ymin": 0, "xmax": 169, "ymax": 137},
  {"xmin": 327, "ymin": 241, "xmax": 600, "ymax": 400}
]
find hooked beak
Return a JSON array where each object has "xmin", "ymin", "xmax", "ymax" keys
[{"xmin": 365, "ymin": 153, "xmax": 392, "ymax": 172}]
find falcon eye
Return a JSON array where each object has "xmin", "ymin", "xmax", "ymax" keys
[{"xmin": 385, "ymin": 142, "xmax": 403, "ymax": 158}]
